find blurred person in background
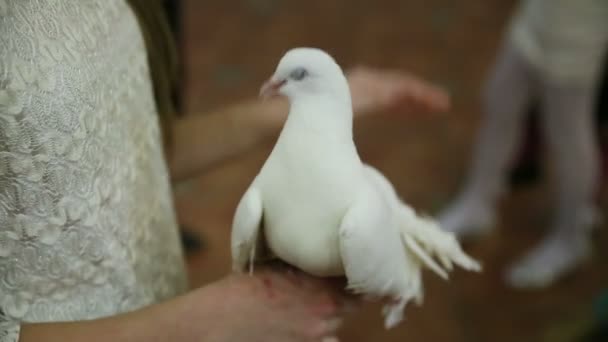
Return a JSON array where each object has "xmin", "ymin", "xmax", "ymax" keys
[
  {"xmin": 0, "ymin": 0, "xmax": 449, "ymax": 341},
  {"xmin": 438, "ymin": 0, "xmax": 608, "ymax": 289}
]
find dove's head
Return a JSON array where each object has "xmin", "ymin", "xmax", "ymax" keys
[{"xmin": 260, "ymin": 47, "xmax": 350, "ymax": 104}]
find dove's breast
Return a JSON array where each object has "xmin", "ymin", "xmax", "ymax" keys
[{"xmin": 256, "ymin": 142, "xmax": 362, "ymax": 276}]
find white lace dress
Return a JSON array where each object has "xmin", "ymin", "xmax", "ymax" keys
[{"xmin": 0, "ymin": 1, "xmax": 188, "ymax": 341}]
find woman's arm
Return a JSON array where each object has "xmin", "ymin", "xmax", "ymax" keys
[
  {"xmin": 18, "ymin": 288, "xmax": 211, "ymax": 342},
  {"xmin": 168, "ymin": 67, "xmax": 450, "ymax": 182},
  {"xmin": 19, "ymin": 310, "xmax": 158, "ymax": 342},
  {"xmin": 168, "ymin": 97, "xmax": 287, "ymax": 182},
  {"xmin": 18, "ymin": 270, "xmax": 352, "ymax": 342}
]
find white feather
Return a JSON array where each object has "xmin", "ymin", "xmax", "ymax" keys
[{"xmin": 231, "ymin": 186, "xmax": 263, "ymax": 273}]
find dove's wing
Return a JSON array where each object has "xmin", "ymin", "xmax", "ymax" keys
[
  {"xmin": 362, "ymin": 164, "xmax": 481, "ymax": 277},
  {"xmin": 231, "ymin": 186, "xmax": 263, "ymax": 273},
  {"xmin": 339, "ymin": 182, "xmax": 422, "ymax": 328},
  {"xmin": 340, "ymin": 165, "xmax": 480, "ymax": 328}
]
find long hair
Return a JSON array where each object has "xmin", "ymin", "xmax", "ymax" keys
[{"xmin": 126, "ymin": 0, "xmax": 180, "ymax": 156}]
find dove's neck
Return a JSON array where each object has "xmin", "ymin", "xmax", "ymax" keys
[{"xmin": 282, "ymin": 94, "xmax": 354, "ymax": 143}]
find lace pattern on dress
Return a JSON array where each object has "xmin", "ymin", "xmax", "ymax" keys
[{"xmin": 0, "ymin": 1, "xmax": 188, "ymax": 340}]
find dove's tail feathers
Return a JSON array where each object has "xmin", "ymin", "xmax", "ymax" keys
[
  {"xmin": 397, "ymin": 205, "xmax": 482, "ymax": 279},
  {"xmin": 382, "ymin": 298, "xmax": 407, "ymax": 329},
  {"xmin": 378, "ymin": 248, "xmax": 426, "ymax": 328},
  {"xmin": 381, "ymin": 278, "xmax": 425, "ymax": 329}
]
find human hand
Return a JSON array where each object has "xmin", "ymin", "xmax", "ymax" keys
[
  {"xmin": 197, "ymin": 267, "xmax": 356, "ymax": 342},
  {"xmin": 17, "ymin": 269, "xmax": 355, "ymax": 342},
  {"xmin": 346, "ymin": 65, "xmax": 451, "ymax": 117}
]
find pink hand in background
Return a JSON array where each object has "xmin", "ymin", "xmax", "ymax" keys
[{"xmin": 347, "ymin": 66, "xmax": 451, "ymax": 117}]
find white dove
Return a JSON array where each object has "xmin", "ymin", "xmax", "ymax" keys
[{"xmin": 231, "ymin": 47, "xmax": 481, "ymax": 329}]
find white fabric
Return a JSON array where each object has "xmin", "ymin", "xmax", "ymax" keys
[
  {"xmin": 508, "ymin": 0, "xmax": 608, "ymax": 85},
  {"xmin": 0, "ymin": 1, "xmax": 188, "ymax": 341}
]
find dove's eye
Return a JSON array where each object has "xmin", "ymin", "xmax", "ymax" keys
[{"xmin": 289, "ymin": 67, "xmax": 309, "ymax": 81}]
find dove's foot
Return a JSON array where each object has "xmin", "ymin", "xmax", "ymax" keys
[
  {"xmin": 505, "ymin": 225, "xmax": 593, "ymax": 289},
  {"xmin": 438, "ymin": 193, "xmax": 496, "ymax": 239}
]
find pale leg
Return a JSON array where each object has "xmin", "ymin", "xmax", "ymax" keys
[
  {"xmin": 506, "ymin": 80, "xmax": 601, "ymax": 288},
  {"xmin": 439, "ymin": 43, "xmax": 535, "ymax": 237}
]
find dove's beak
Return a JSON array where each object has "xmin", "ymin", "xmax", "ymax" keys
[{"xmin": 259, "ymin": 77, "xmax": 286, "ymax": 100}]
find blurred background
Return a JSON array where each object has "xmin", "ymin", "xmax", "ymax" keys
[{"xmin": 169, "ymin": 0, "xmax": 608, "ymax": 340}]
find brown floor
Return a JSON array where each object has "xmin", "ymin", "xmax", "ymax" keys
[{"xmin": 174, "ymin": 1, "xmax": 608, "ymax": 341}]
